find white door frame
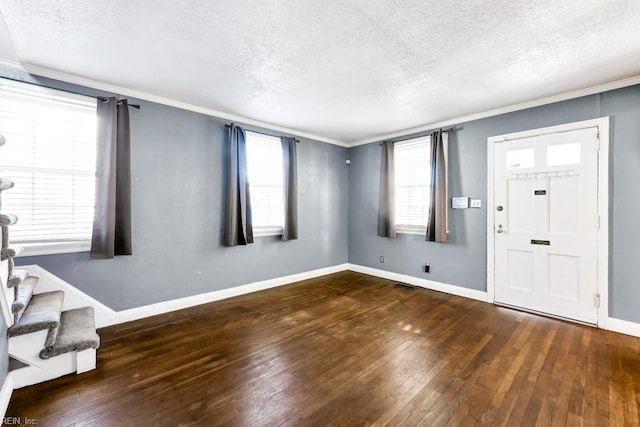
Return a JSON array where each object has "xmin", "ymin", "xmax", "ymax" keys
[{"xmin": 486, "ymin": 117, "xmax": 609, "ymax": 327}]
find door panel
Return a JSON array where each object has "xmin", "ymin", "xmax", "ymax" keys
[
  {"xmin": 547, "ymin": 254, "xmax": 580, "ymax": 300},
  {"xmin": 507, "ymin": 250, "xmax": 534, "ymax": 291},
  {"xmin": 549, "ymin": 177, "xmax": 580, "ymax": 235},
  {"xmin": 507, "ymin": 179, "xmax": 534, "ymax": 233},
  {"xmin": 493, "ymin": 127, "xmax": 599, "ymax": 324}
]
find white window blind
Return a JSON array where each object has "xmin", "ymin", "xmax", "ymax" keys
[
  {"xmin": 394, "ymin": 136, "xmax": 431, "ymax": 233},
  {"xmin": 245, "ymin": 131, "xmax": 284, "ymax": 235},
  {"xmin": 0, "ymin": 79, "xmax": 97, "ymax": 254}
]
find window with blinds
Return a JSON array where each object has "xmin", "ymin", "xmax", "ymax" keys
[
  {"xmin": 245, "ymin": 131, "xmax": 284, "ymax": 235},
  {"xmin": 0, "ymin": 78, "xmax": 97, "ymax": 255},
  {"xmin": 394, "ymin": 136, "xmax": 431, "ymax": 233}
]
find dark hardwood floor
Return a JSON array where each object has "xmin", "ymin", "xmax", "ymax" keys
[{"xmin": 6, "ymin": 271, "xmax": 640, "ymax": 426}]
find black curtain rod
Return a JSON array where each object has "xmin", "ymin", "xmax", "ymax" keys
[
  {"xmin": 97, "ymin": 97, "xmax": 140, "ymax": 109},
  {"xmin": 379, "ymin": 127, "xmax": 459, "ymax": 145},
  {"xmin": 0, "ymin": 75, "xmax": 140, "ymax": 109},
  {"xmin": 225, "ymin": 123, "xmax": 300, "ymax": 143}
]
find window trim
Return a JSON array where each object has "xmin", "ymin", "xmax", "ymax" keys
[
  {"xmin": 395, "ymin": 225, "xmax": 428, "ymax": 235},
  {"xmin": 245, "ymin": 130, "xmax": 285, "ymax": 235},
  {"xmin": 253, "ymin": 225, "xmax": 284, "ymax": 237},
  {"xmin": 394, "ymin": 136, "xmax": 431, "ymax": 235},
  {"xmin": 17, "ymin": 241, "xmax": 91, "ymax": 257}
]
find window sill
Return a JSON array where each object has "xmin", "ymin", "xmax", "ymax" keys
[
  {"xmin": 395, "ymin": 226, "xmax": 427, "ymax": 235},
  {"xmin": 395, "ymin": 227, "xmax": 450, "ymax": 236},
  {"xmin": 15, "ymin": 241, "xmax": 91, "ymax": 257},
  {"xmin": 253, "ymin": 226, "xmax": 284, "ymax": 238}
]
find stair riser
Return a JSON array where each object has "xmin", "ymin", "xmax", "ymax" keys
[
  {"xmin": 11, "ymin": 352, "xmax": 76, "ymax": 389},
  {"xmin": 8, "ymin": 330, "xmax": 49, "ymax": 367}
]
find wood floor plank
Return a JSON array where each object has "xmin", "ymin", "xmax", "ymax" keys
[{"xmin": 6, "ymin": 271, "xmax": 640, "ymax": 426}]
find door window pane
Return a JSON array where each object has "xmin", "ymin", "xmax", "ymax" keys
[
  {"xmin": 506, "ymin": 148, "xmax": 534, "ymax": 169},
  {"xmin": 547, "ymin": 143, "xmax": 581, "ymax": 166}
]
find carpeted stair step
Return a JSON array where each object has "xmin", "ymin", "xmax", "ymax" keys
[
  {"xmin": 7, "ymin": 290, "xmax": 64, "ymax": 337},
  {"xmin": 1, "ymin": 245, "xmax": 22, "ymax": 261},
  {"xmin": 8, "ymin": 270, "xmax": 29, "ymax": 288},
  {"xmin": 0, "ymin": 177, "xmax": 14, "ymax": 192},
  {"xmin": 2, "ymin": 226, "xmax": 8, "ymax": 247},
  {"xmin": 12, "ymin": 276, "xmax": 39, "ymax": 323},
  {"xmin": 40, "ymin": 307, "xmax": 100, "ymax": 360},
  {"xmin": 0, "ymin": 213, "xmax": 17, "ymax": 227}
]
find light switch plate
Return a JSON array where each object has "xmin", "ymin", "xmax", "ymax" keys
[{"xmin": 470, "ymin": 199, "xmax": 482, "ymax": 208}]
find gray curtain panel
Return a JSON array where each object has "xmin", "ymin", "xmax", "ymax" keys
[
  {"xmin": 426, "ymin": 130, "xmax": 447, "ymax": 242},
  {"xmin": 224, "ymin": 124, "xmax": 253, "ymax": 246},
  {"xmin": 281, "ymin": 137, "xmax": 298, "ymax": 241},
  {"xmin": 91, "ymin": 98, "xmax": 132, "ymax": 259},
  {"xmin": 377, "ymin": 141, "xmax": 396, "ymax": 238}
]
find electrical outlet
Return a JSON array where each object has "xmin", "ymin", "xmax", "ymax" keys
[
  {"xmin": 380, "ymin": 256, "xmax": 384, "ymax": 263},
  {"xmin": 470, "ymin": 199, "xmax": 482, "ymax": 208},
  {"xmin": 424, "ymin": 263, "xmax": 430, "ymax": 273}
]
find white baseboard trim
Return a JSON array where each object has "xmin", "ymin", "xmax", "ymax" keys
[
  {"xmin": 24, "ymin": 262, "xmax": 640, "ymax": 341},
  {"xmin": 605, "ymin": 317, "xmax": 640, "ymax": 338},
  {"xmin": 346, "ymin": 263, "xmax": 488, "ymax": 302},
  {"xmin": 0, "ymin": 372, "xmax": 14, "ymax": 421},
  {"xmin": 110, "ymin": 263, "xmax": 350, "ymax": 325}
]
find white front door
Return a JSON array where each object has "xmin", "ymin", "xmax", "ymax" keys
[{"xmin": 493, "ymin": 127, "xmax": 600, "ymax": 324}]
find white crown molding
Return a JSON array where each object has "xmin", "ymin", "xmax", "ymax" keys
[
  {"xmin": 0, "ymin": 59, "xmax": 349, "ymax": 147},
  {"xmin": 2, "ymin": 59, "xmax": 639, "ymax": 149},
  {"xmin": 349, "ymin": 75, "xmax": 640, "ymax": 147}
]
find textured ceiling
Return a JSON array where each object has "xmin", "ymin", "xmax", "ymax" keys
[{"xmin": 0, "ymin": 0, "xmax": 639, "ymax": 144}]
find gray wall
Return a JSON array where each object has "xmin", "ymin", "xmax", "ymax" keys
[
  {"xmin": 2, "ymin": 69, "xmax": 349, "ymax": 311},
  {"xmin": 348, "ymin": 85, "xmax": 640, "ymax": 323}
]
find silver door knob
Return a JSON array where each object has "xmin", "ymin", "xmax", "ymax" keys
[{"xmin": 497, "ymin": 224, "xmax": 504, "ymax": 234}]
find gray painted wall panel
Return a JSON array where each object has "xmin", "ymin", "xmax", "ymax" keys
[{"xmin": 349, "ymin": 86, "xmax": 640, "ymax": 323}]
